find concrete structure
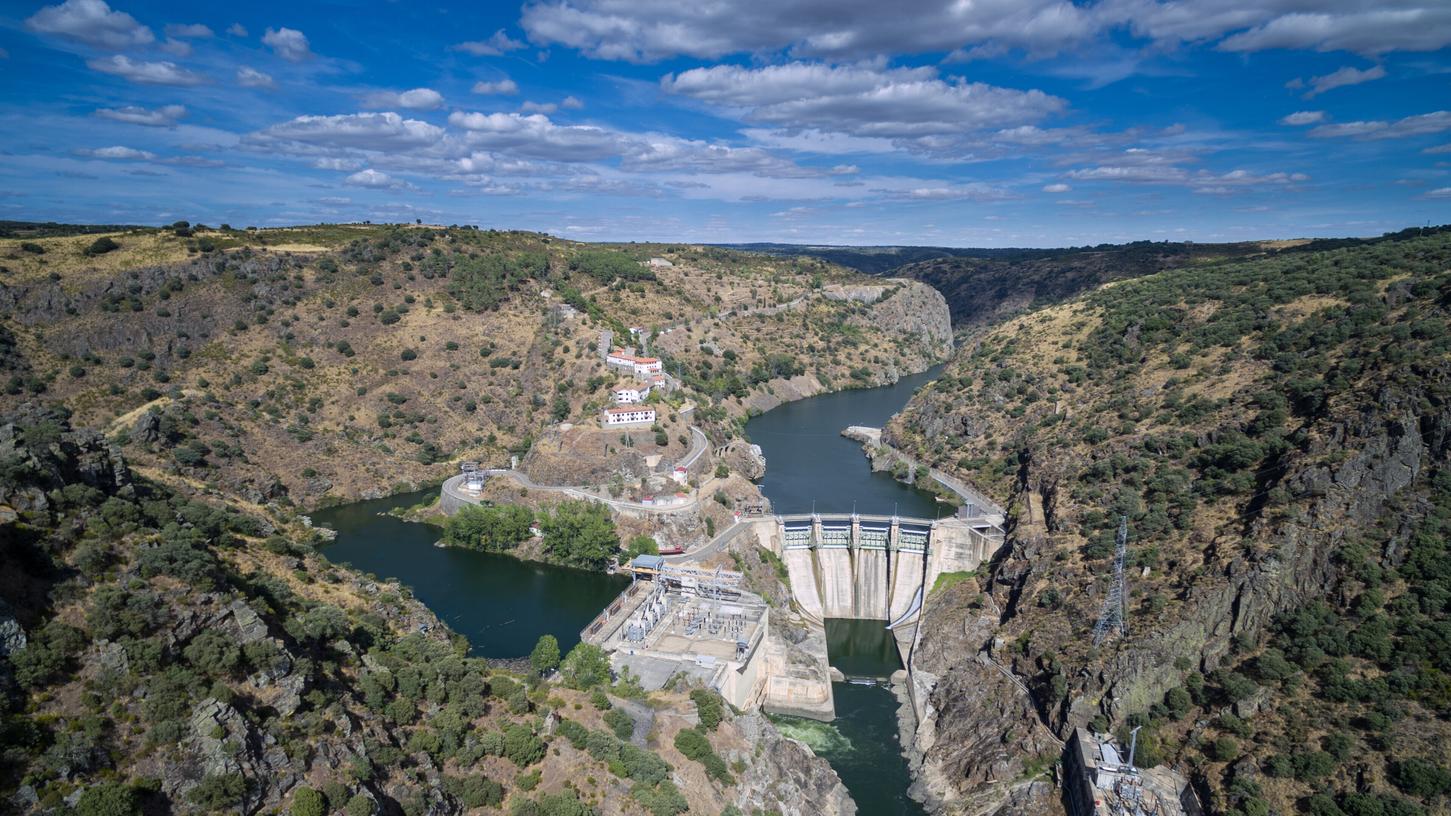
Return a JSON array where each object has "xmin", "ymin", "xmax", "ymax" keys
[
  {"xmin": 745, "ymin": 512, "xmax": 1003, "ymax": 627},
  {"xmin": 612, "ymin": 384, "xmax": 651, "ymax": 404},
  {"xmin": 582, "ymin": 564, "xmax": 769, "ymax": 713},
  {"xmin": 602, "ymin": 405, "xmax": 656, "ymax": 426},
  {"xmin": 1065, "ymin": 729, "xmax": 1202, "ymax": 816}
]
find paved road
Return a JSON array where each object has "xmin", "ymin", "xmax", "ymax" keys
[{"xmin": 442, "ymin": 425, "xmax": 712, "ymax": 516}]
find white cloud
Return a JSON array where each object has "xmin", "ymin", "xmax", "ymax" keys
[
  {"xmin": 521, "ymin": 0, "xmax": 1093, "ymax": 62},
  {"xmin": 26, "ymin": 0, "xmax": 153, "ymax": 49},
  {"xmin": 237, "ymin": 66, "xmax": 276, "ymax": 89},
  {"xmin": 561, "ymin": 95, "xmax": 584, "ymax": 110},
  {"xmin": 830, "ymin": 164, "xmax": 859, "ymax": 175},
  {"xmin": 1301, "ymin": 64, "xmax": 1386, "ymax": 97},
  {"xmin": 1043, "ymin": 182, "xmax": 1072, "ymax": 192},
  {"xmin": 363, "ymin": 88, "xmax": 445, "ymax": 110},
  {"xmin": 449, "ymin": 112, "xmax": 623, "ymax": 161},
  {"xmin": 345, "ymin": 169, "xmax": 407, "ymax": 188},
  {"xmin": 1215, "ymin": 5, "xmax": 1451, "ymax": 55},
  {"xmin": 95, "ymin": 103, "xmax": 186, "ymax": 126},
  {"xmin": 454, "ymin": 29, "xmax": 525, "ymax": 56},
  {"xmin": 263, "ymin": 26, "xmax": 311, "ymax": 61},
  {"xmin": 472, "ymin": 78, "xmax": 519, "ymax": 95},
  {"xmin": 1309, "ymin": 110, "xmax": 1451, "ymax": 140},
  {"xmin": 227, "ymin": 23, "xmax": 247, "ymax": 37},
  {"xmin": 1280, "ymin": 110, "xmax": 1325, "ymax": 126},
  {"xmin": 1425, "ymin": 187, "xmax": 1451, "ymax": 198},
  {"xmin": 165, "ymin": 22, "xmax": 212, "ymax": 38},
  {"xmin": 78, "ymin": 145, "xmax": 156, "ymax": 160},
  {"xmin": 251, "ymin": 112, "xmax": 446, "ymax": 152},
  {"xmin": 1424, "ymin": 144, "xmax": 1451, "ymax": 155},
  {"xmin": 662, "ymin": 62, "xmax": 1065, "ymax": 140},
  {"xmin": 313, "ymin": 158, "xmax": 364, "ymax": 171},
  {"xmin": 520, "ymin": 101, "xmax": 558, "ymax": 114},
  {"xmin": 158, "ymin": 37, "xmax": 191, "ymax": 57},
  {"xmin": 1068, "ymin": 164, "xmax": 1309, "ymax": 189},
  {"xmin": 87, "ymin": 54, "xmax": 204, "ymax": 85},
  {"xmin": 878, "ymin": 183, "xmax": 1012, "ymax": 201}
]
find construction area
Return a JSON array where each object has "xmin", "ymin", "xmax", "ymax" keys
[{"xmin": 580, "ymin": 555, "xmax": 770, "ymax": 711}]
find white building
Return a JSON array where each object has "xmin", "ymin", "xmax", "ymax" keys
[
  {"xmin": 602, "ymin": 406, "xmax": 656, "ymax": 426},
  {"xmin": 607, "ymin": 348, "xmax": 664, "ymax": 378},
  {"xmin": 613, "ymin": 384, "xmax": 651, "ymax": 404}
]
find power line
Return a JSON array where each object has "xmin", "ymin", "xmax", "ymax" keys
[{"xmin": 1092, "ymin": 515, "xmax": 1129, "ymax": 646}]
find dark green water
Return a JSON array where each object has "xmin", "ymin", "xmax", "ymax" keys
[
  {"xmin": 312, "ymin": 489, "xmax": 627, "ymax": 659},
  {"xmin": 826, "ymin": 618, "xmax": 904, "ymax": 679},
  {"xmin": 745, "ymin": 365, "xmax": 946, "ymax": 517},
  {"xmin": 774, "ymin": 620, "xmax": 921, "ymax": 816}
]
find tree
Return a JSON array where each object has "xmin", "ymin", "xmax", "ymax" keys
[
  {"xmin": 530, "ymin": 634, "xmax": 560, "ymax": 675},
  {"xmin": 76, "ymin": 782, "xmax": 140, "ymax": 816},
  {"xmin": 291, "ymin": 787, "xmax": 328, "ymax": 816},
  {"xmin": 539, "ymin": 501, "xmax": 619, "ymax": 570},
  {"xmin": 443, "ymin": 504, "xmax": 534, "ymax": 552},
  {"xmin": 560, "ymin": 642, "xmax": 611, "ymax": 689},
  {"xmin": 625, "ymin": 535, "xmax": 658, "ymax": 559}
]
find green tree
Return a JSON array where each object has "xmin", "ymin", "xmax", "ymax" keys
[
  {"xmin": 290, "ymin": 787, "xmax": 328, "ymax": 816},
  {"xmin": 539, "ymin": 500, "xmax": 619, "ymax": 570},
  {"xmin": 625, "ymin": 535, "xmax": 658, "ymax": 559},
  {"xmin": 76, "ymin": 782, "xmax": 140, "ymax": 816},
  {"xmin": 530, "ymin": 634, "xmax": 561, "ymax": 675},
  {"xmin": 560, "ymin": 642, "xmax": 611, "ymax": 689},
  {"xmin": 443, "ymin": 503, "xmax": 535, "ymax": 552}
]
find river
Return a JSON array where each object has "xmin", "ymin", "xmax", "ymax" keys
[
  {"xmin": 315, "ymin": 365, "xmax": 942, "ymax": 813},
  {"xmin": 747, "ymin": 367, "xmax": 940, "ymax": 816},
  {"xmin": 313, "ymin": 491, "xmax": 627, "ymax": 658}
]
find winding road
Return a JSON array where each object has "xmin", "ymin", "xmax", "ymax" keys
[{"xmin": 442, "ymin": 426, "xmax": 711, "ymax": 516}]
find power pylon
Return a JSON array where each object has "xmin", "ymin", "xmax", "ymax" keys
[{"xmin": 1092, "ymin": 516, "xmax": 1129, "ymax": 646}]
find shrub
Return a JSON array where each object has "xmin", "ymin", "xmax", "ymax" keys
[
  {"xmin": 84, "ymin": 236, "xmax": 120, "ymax": 256},
  {"xmin": 604, "ymin": 708, "xmax": 634, "ymax": 740},
  {"xmin": 690, "ymin": 689, "xmax": 724, "ymax": 730},
  {"xmin": 345, "ymin": 794, "xmax": 374, "ymax": 816},
  {"xmin": 503, "ymin": 723, "xmax": 545, "ymax": 767},
  {"xmin": 290, "ymin": 787, "xmax": 327, "ymax": 816},
  {"xmin": 75, "ymin": 781, "xmax": 139, "ymax": 816},
  {"xmin": 188, "ymin": 773, "xmax": 246, "ymax": 810}
]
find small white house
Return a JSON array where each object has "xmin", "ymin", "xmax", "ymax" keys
[
  {"xmin": 603, "ymin": 406, "xmax": 656, "ymax": 426},
  {"xmin": 613, "ymin": 384, "xmax": 651, "ymax": 404},
  {"xmin": 647, "ymin": 257, "xmax": 673, "ymax": 268}
]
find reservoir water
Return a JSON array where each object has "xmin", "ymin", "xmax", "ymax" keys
[
  {"xmin": 315, "ymin": 364, "xmax": 943, "ymax": 814},
  {"xmin": 745, "ymin": 365, "xmax": 946, "ymax": 518},
  {"xmin": 747, "ymin": 367, "xmax": 942, "ymax": 816},
  {"xmin": 313, "ymin": 490, "xmax": 627, "ymax": 658}
]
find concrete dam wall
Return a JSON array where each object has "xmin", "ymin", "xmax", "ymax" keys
[{"xmin": 747, "ymin": 512, "xmax": 1004, "ymax": 626}]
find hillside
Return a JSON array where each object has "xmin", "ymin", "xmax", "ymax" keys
[
  {"xmin": 0, "ymin": 225, "xmax": 949, "ymax": 507},
  {"xmin": 887, "ymin": 231, "xmax": 1451, "ymax": 815},
  {"xmin": 0, "ymin": 404, "xmax": 851, "ymax": 815}
]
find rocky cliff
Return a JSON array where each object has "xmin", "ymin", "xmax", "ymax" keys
[{"xmin": 889, "ymin": 230, "xmax": 1451, "ymax": 816}]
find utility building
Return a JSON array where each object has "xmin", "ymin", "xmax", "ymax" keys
[{"xmin": 1064, "ymin": 728, "xmax": 1201, "ymax": 816}]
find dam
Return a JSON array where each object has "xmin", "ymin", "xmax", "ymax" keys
[{"xmin": 749, "ymin": 512, "xmax": 1001, "ymax": 626}]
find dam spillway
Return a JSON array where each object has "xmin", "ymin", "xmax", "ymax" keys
[{"xmin": 753, "ymin": 511, "xmax": 1004, "ymax": 627}]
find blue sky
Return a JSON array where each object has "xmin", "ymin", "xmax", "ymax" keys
[{"xmin": 1, "ymin": 0, "xmax": 1449, "ymax": 246}]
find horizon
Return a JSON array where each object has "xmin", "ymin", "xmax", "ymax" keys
[{"xmin": 2, "ymin": 1, "xmax": 1450, "ymax": 245}]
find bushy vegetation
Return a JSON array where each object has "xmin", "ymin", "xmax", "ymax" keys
[
  {"xmin": 442, "ymin": 503, "xmax": 534, "ymax": 552},
  {"xmin": 537, "ymin": 501, "xmax": 620, "ymax": 571},
  {"xmin": 898, "ymin": 230, "xmax": 1451, "ymax": 816}
]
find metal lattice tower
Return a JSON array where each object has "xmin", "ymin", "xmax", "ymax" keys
[{"xmin": 1092, "ymin": 516, "xmax": 1129, "ymax": 645}]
